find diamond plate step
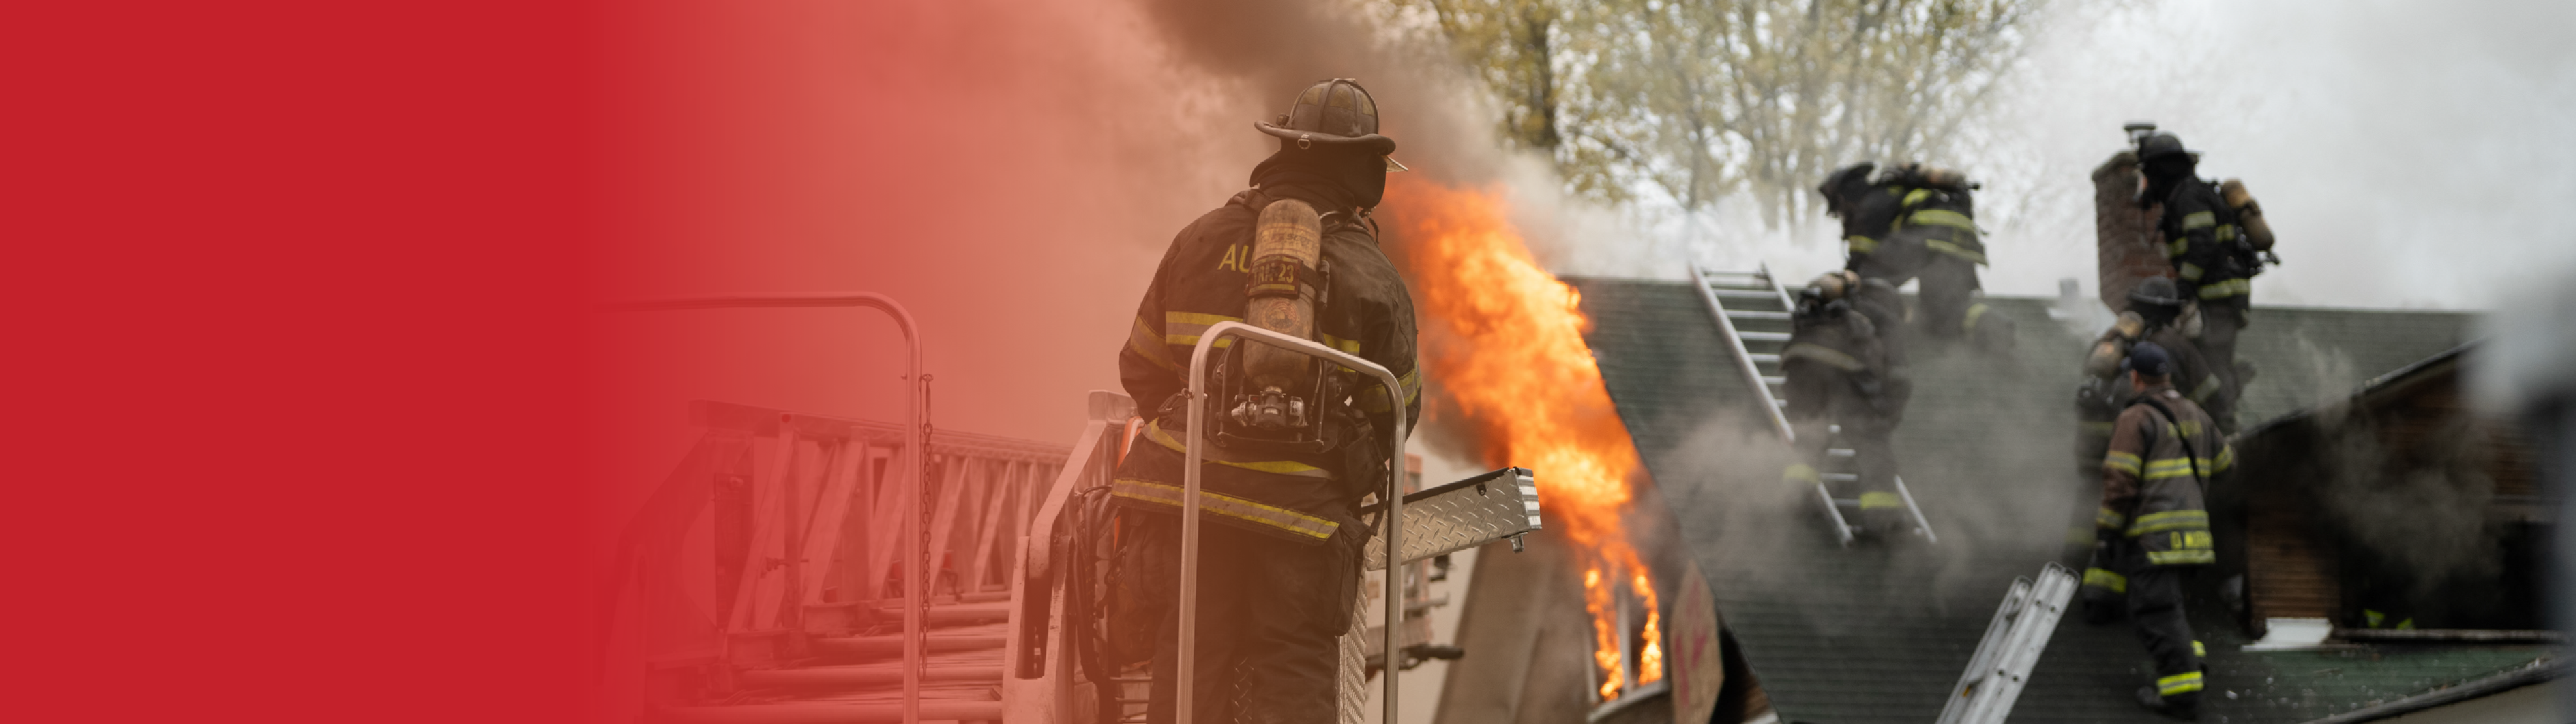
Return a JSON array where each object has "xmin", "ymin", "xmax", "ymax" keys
[{"xmin": 1360, "ymin": 467, "xmax": 1541, "ymax": 570}]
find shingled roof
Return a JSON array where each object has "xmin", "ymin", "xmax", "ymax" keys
[{"xmin": 1562, "ymin": 277, "xmax": 2550, "ymax": 724}]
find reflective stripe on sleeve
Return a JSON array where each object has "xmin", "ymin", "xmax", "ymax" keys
[
  {"xmin": 2159, "ymin": 671, "xmax": 2206, "ymax": 696},
  {"xmin": 1909, "ymin": 209, "xmax": 1977, "ymax": 232},
  {"xmin": 1925, "ymin": 239, "xmax": 1989, "ymax": 265},
  {"xmin": 2083, "ymin": 567, "xmax": 2127, "ymax": 593},
  {"xmin": 2181, "ymin": 211, "xmax": 2216, "ymax": 231},
  {"xmin": 2104, "ymin": 450, "xmax": 2143, "ymax": 476},
  {"xmin": 2193, "ymin": 640, "xmax": 2207, "ymax": 657},
  {"xmin": 2168, "ymin": 237, "xmax": 2191, "ymax": 259},
  {"xmin": 1847, "ymin": 235, "xmax": 1880, "ymax": 255},
  {"xmin": 2097, "ymin": 506, "xmax": 2127, "ymax": 531},
  {"xmin": 2178, "ymin": 263, "xmax": 2204, "ymax": 281},
  {"xmin": 2191, "ymin": 375, "xmax": 2223, "ymax": 403},
  {"xmin": 1962, "ymin": 302, "xmax": 1991, "ymax": 333},
  {"xmin": 1111, "ymin": 478, "xmax": 1340, "ymax": 542},
  {"xmin": 2213, "ymin": 445, "xmax": 2235, "ymax": 473},
  {"xmin": 1130, "ymin": 315, "xmax": 1179, "ymax": 371},
  {"xmin": 1903, "ymin": 189, "xmax": 1933, "ymax": 207}
]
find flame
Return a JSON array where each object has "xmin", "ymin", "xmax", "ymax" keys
[{"xmin": 1388, "ymin": 175, "xmax": 1660, "ymax": 701}]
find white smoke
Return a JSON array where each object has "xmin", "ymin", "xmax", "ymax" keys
[{"xmin": 1548, "ymin": 0, "xmax": 2576, "ymax": 313}]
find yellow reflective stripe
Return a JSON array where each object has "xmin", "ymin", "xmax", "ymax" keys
[
  {"xmin": 1962, "ymin": 302, "xmax": 1991, "ymax": 333},
  {"xmin": 1317, "ymin": 333, "xmax": 1363, "ymax": 355},
  {"xmin": 2197, "ymin": 279, "xmax": 2251, "ymax": 299},
  {"xmin": 2143, "ymin": 462, "xmax": 2197, "ymax": 481},
  {"xmin": 1781, "ymin": 342, "xmax": 1866, "ymax": 371},
  {"xmin": 2190, "ymin": 375, "xmax": 2222, "ymax": 403},
  {"xmin": 1909, "ymin": 209, "xmax": 1977, "ymax": 232},
  {"xmin": 2396, "ymin": 618, "xmax": 2414, "ymax": 630},
  {"xmin": 2216, "ymin": 225, "xmax": 2237, "ymax": 242},
  {"xmin": 2213, "ymin": 445, "xmax": 2234, "ymax": 473},
  {"xmin": 1903, "ymin": 188, "xmax": 1933, "ymax": 207},
  {"xmin": 1142, "ymin": 419, "xmax": 1334, "ymax": 479},
  {"xmin": 2128, "ymin": 510, "xmax": 2208, "ymax": 535},
  {"xmin": 2159, "ymin": 671, "xmax": 2204, "ymax": 695},
  {"xmin": 1846, "ymin": 235, "xmax": 1880, "ymax": 254},
  {"xmin": 1356, "ymin": 366, "xmax": 1423, "ymax": 414},
  {"xmin": 1924, "ymin": 239, "xmax": 1988, "ymax": 265},
  {"xmin": 2181, "ymin": 211, "xmax": 2216, "ymax": 231},
  {"xmin": 2178, "ymin": 263, "xmax": 2204, "ymax": 281},
  {"xmin": 2079, "ymin": 422, "xmax": 2117, "ymax": 436},
  {"xmin": 1784, "ymin": 463, "xmax": 1821, "ymax": 486},
  {"xmin": 2193, "ymin": 640, "xmax": 2207, "ymax": 657},
  {"xmin": 1111, "ymin": 478, "xmax": 1339, "ymax": 541},
  {"xmin": 1130, "ymin": 315, "xmax": 1179, "ymax": 371},
  {"xmin": 2167, "ymin": 237, "xmax": 2191, "ymax": 258},
  {"xmin": 1163, "ymin": 311, "xmax": 1246, "ymax": 348},
  {"xmin": 2364, "ymin": 609, "xmax": 2385, "ymax": 627},
  {"xmin": 2097, "ymin": 506, "xmax": 2127, "ymax": 530},
  {"xmin": 2104, "ymin": 451, "xmax": 2143, "ymax": 476},
  {"xmin": 2148, "ymin": 548, "xmax": 2217, "ymax": 565},
  {"xmin": 2083, "ymin": 567, "xmax": 2127, "ymax": 593},
  {"xmin": 1859, "ymin": 491, "xmax": 1904, "ymax": 510}
]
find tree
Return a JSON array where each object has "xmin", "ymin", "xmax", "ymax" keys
[{"xmin": 1396, "ymin": 0, "xmax": 2046, "ymax": 228}]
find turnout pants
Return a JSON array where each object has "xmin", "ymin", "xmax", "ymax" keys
[
  {"xmin": 2195, "ymin": 300, "xmax": 2248, "ymax": 431},
  {"xmin": 1137, "ymin": 514, "xmax": 1362, "ymax": 724},
  {"xmin": 1853, "ymin": 241, "xmax": 2008, "ymax": 349},
  {"xmin": 2125, "ymin": 551, "xmax": 2206, "ymax": 707}
]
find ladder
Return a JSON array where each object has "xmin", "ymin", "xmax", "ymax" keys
[
  {"xmin": 1687, "ymin": 263, "xmax": 1935, "ymax": 546},
  {"xmin": 1936, "ymin": 564, "xmax": 2078, "ymax": 724}
]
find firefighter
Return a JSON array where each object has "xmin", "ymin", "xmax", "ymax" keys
[
  {"xmin": 1818, "ymin": 162, "xmax": 1905, "ymax": 273},
  {"xmin": 1827, "ymin": 162, "xmax": 2015, "ymax": 352},
  {"xmin": 2076, "ymin": 278, "xmax": 2234, "ymax": 616},
  {"xmin": 1110, "ymin": 78, "xmax": 1422, "ymax": 724},
  {"xmin": 2139, "ymin": 132, "xmax": 2264, "ymax": 429},
  {"xmin": 2094, "ymin": 342, "xmax": 2234, "ymax": 721},
  {"xmin": 1778, "ymin": 271, "xmax": 1911, "ymax": 533}
]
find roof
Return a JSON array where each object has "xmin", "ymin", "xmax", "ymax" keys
[{"xmin": 1562, "ymin": 277, "xmax": 2548, "ymax": 724}]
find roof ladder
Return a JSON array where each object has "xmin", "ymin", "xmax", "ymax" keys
[
  {"xmin": 1689, "ymin": 263, "xmax": 1934, "ymax": 546},
  {"xmin": 1936, "ymin": 564, "xmax": 2078, "ymax": 724}
]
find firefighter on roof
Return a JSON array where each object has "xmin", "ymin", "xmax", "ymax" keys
[
  {"xmin": 2092, "ymin": 342, "xmax": 2234, "ymax": 721},
  {"xmin": 1819, "ymin": 162, "xmax": 2016, "ymax": 353},
  {"xmin": 2072, "ymin": 278, "xmax": 2238, "ymax": 589},
  {"xmin": 1109, "ymin": 78, "xmax": 1421, "ymax": 724},
  {"xmin": 1779, "ymin": 270, "xmax": 1913, "ymax": 534},
  {"xmin": 2138, "ymin": 131, "xmax": 2276, "ymax": 431}
]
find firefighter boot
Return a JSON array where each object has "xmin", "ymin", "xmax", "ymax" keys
[{"xmin": 2137, "ymin": 685, "xmax": 2201, "ymax": 721}]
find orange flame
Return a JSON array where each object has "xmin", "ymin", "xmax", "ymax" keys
[{"xmin": 1388, "ymin": 175, "xmax": 1660, "ymax": 701}]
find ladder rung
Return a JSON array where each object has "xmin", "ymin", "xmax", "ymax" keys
[
  {"xmin": 1828, "ymin": 449, "xmax": 1855, "ymax": 458},
  {"xmin": 1727, "ymin": 310, "xmax": 1790, "ymax": 320},
  {"xmin": 1821, "ymin": 473, "xmax": 1858, "ymax": 482},
  {"xmin": 1709, "ymin": 288, "xmax": 1777, "ymax": 298},
  {"xmin": 1747, "ymin": 353, "xmax": 1779, "ymax": 364},
  {"xmin": 1739, "ymin": 331, "xmax": 1789, "ymax": 342},
  {"xmin": 1761, "ymin": 376, "xmax": 1785, "ymax": 386}
]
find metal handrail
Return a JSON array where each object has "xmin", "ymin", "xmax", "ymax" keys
[
  {"xmin": 1687, "ymin": 263, "xmax": 1795, "ymax": 442},
  {"xmin": 1179, "ymin": 322, "xmax": 1408, "ymax": 724},
  {"xmin": 603, "ymin": 293, "xmax": 932, "ymax": 724}
]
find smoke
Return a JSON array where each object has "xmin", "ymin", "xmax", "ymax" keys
[
  {"xmin": 1967, "ymin": 0, "xmax": 2576, "ymax": 308},
  {"xmin": 2311, "ymin": 409, "xmax": 2505, "ymax": 598}
]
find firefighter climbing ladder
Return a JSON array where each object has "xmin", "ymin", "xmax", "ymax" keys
[{"xmin": 1687, "ymin": 263, "xmax": 1935, "ymax": 546}]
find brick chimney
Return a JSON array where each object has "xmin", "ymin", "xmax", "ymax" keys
[{"xmin": 2093, "ymin": 151, "xmax": 2172, "ymax": 312}]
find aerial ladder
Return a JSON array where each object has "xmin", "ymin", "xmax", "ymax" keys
[
  {"xmin": 1687, "ymin": 263, "xmax": 1935, "ymax": 546},
  {"xmin": 603, "ymin": 296, "xmax": 1542, "ymax": 724}
]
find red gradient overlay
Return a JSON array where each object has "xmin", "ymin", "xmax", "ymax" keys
[{"xmin": 10, "ymin": 2, "xmax": 590, "ymax": 721}]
